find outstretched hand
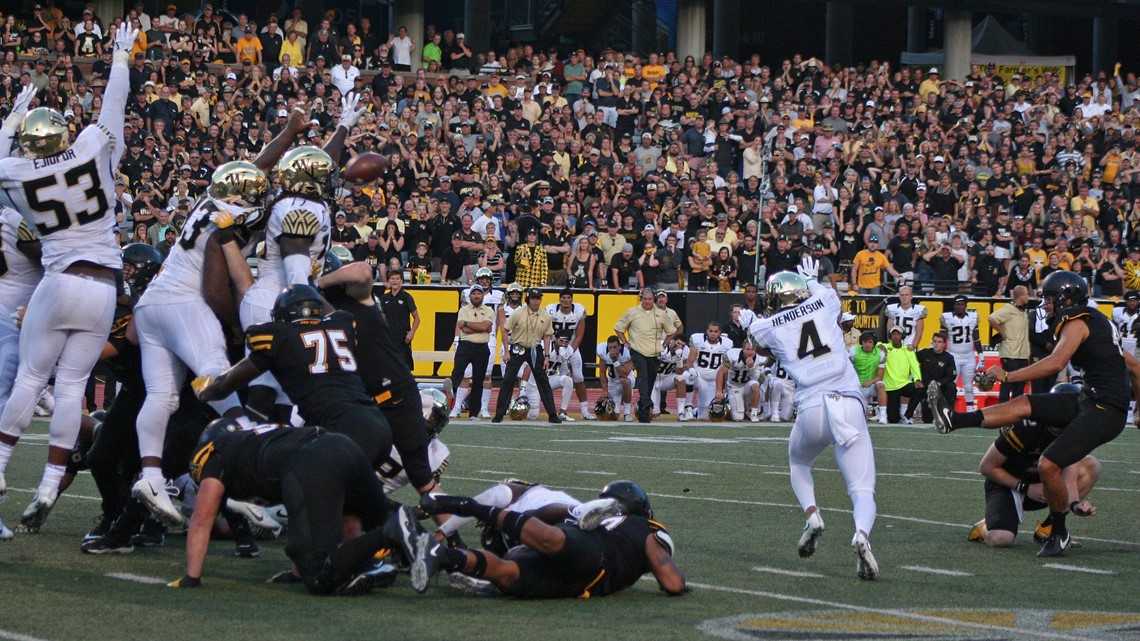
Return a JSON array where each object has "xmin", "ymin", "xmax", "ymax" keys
[
  {"xmin": 114, "ymin": 23, "xmax": 140, "ymax": 54},
  {"xmin": 11, "ymin": 85, "xmax": 39, "ymax": 117},
  {"xmin": 337, "ymin": 94, "xmax": 365, "ymax": 130}
]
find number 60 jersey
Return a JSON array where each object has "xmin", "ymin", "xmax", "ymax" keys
[
  {"xmin": 747, "ymin": 282, "xmax": 862, "ymax": 411},
  {"xmin": 0, "ymin": 125, "xmax": 122, "ymax": 273}
]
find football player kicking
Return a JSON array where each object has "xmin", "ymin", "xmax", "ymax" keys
[
  {"xmin": 596, "ymin": 336, "xmax": 634, "ymax": 420},
  {"xmin": 415, "ymin": 481, "xmax": 686, "ymax": 598},
  {"xmin": 129, "ymin": 109, "xmax": 315, "ymax": 527},
  {"xmin": 748, "ymin": 255, "xmax": 880, "ymax": 580},
  {"xmin": 0, "ymin": 24, "xmax": 138, "ymax": 524},
  {"xmin": 714, "ymin": 339, "xmax": 764, "ymax": 422},
  {"xmin": 965, "ymin": 384, "xmax": 1102, "ymax": 548},
  {"xmin": 195, "ymin": 285, "xmax": 395, "ymax": 472},
  {"xmin": 172, "ymin": 419, "xmax": 428, "ymax": 596},
  {"xmin": 929, "ymin": 271, "xmax": 1140, "ymax": 557},
  {"xmin": 238, "ymin": 95, "xmax": 364, "ymax": 423}
]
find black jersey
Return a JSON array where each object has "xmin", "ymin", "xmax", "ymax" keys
[
  {"xmin": 323, "ymin": 289, "xmax": 417, "ymax": 405},
  {"xmin": 104, "ymin": 303, "xmax": 143, "ymax": 388},
  {"xmin": 596, "ymin": 515, "xmax": 664, "ymax": 597},
  {"xmin": 1054, "ymin": 307, "xmax": 1130, "ymax": 411},
  {"xmin": 197, "ymin": 425, "xmax": 322, "ymax": 503},
  {"xmin": 246, "ymin": 310, "xmax": 376, "ymax": 424},
  {"xmin": 993, "ymin": 421, "xmax": 1054, "ymax": 483}
]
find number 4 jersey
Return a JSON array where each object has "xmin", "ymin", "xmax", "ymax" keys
[
  {"xmin": 245, "ymin": 310, "xmax": 375, "ymax": 426},
  {"xmin": 748, "ymin": 282, "xmax": 862, "ymax": 410},
  {"xmin": 0, "ymin": 126, "xmax": 122, "ymax": 273}
]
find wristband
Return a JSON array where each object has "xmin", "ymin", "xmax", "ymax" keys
[
  {"xmin": 1002, "ymin": 372, "xmax": 1009, "ymax": 383},
  {"xmin": 1015, "ymin": 481, "xmax": 1029, "ymax": 495},
  {"xmin": 1069, "ymin": 500, "xmax": 1080, "ymax": 512}
]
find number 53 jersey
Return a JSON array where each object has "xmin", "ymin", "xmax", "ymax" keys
[
  {"xmin": 0, "ymin": 126, "xmax": 122, "ymax": 273},
  {"xmin": 747, "ymin": 283, "xmax": 861, "ymax": 410},
  {"xmin": 245, "ymin": 310, "xmax": 376, "ymax": 425}
]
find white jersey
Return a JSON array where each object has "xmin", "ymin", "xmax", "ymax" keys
[
  {"xmin": 657, "ymin": 344, "xmax": 690, "ymax": 378},
  {"xmin": 748, "ymin": 282, "xmax": 862, "ymax": 410},
  {"xmin": 1112, "ymin": 306, "xmax": 1140, "ymax": 342},
  {"xmin": 548, "ymin": 302, "xmax": 586, "ymax": 336},
  {"xmin": 940, "ymin": 311, "xmax": 979, "ymax": 356},
  {"xmin": 723, "ymin": 347, "xmax": 762, "ymax": 387},
  {"xmin": 377, "ymin": 438, "xmax": 450, "ymax": 495},
  {"xmin": 886, "ymin": 303, "xmax": 927, "ymax": 347},
  {"xmin": 0, "ymin": 207, "xmax": 42, "ymax": 321},
  {"xmin": 249, "ymin": 195, "xmax": 331, "ymax": 294},
  {"xmin": 544, "ymin": 344, "xmax": 574, "ymax": 377},
  {"xmin": 690, "ymin": 333, "xmax": 734, "ymax": 379},
  {"xmin": 596, "ymin": 342, "xmax": 632, "ymax": 378},
  {"xmin": 143, "ymin": 196, "xmax": 247, "ymax": 302},
  {"xmin": 0, "ymin": 126, "xmax": 123, "ymax": 273}
]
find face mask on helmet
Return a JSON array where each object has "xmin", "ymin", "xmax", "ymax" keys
[
  {"xmin": 419, "ymin": 388, "xmax": 450, "ymax": 438},
  {"xmin": 508, "ymin": 395, "xmax": 530, "ymax": 420}
]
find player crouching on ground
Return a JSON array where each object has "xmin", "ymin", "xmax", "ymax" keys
[
  {"xmin": 713, "ymin": 339, "xmax": 765, "ymax": 422},
  {"xmin": 172, "ymin": 419, "xmax": 430, "ymax": 596},
  {"xmin": 414, "ymin": 481, "xmax": 686, "ymax": 598},
  {"xmin": 964, "ymin": 383, "xmax": 1102, "ymax": 548}
]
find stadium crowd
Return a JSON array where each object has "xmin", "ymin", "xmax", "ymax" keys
[{"xmin": 5, "ymin": 4, "xmax": 1140, "ymax": 296}]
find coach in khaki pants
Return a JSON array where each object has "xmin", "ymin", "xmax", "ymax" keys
[
  {"xmin": 615, "ymin": 288, "xmax": 676, "ymax": 424},
  {"xmin": 989, "ymin": 285, "xmax": 1030, "ymax": 401}
]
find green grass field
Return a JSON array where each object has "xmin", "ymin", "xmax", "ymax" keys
[{"xmin": 1, "ymin": 417, "xmax": 1139, "ymax": 641}]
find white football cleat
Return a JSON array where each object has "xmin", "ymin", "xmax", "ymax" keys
[
  {"xmin": 20, "ymin": 486, "xmax": 59, "ymax": 531},
  {"xmin": 0, "ymin": 516, "xmax": 13, "ymax": 541},
  {"xmin": 479, "ymin": 410, "xmax": 492, "ymax": 419},
  {"xmin": 749, "ymin": 409, "xmax": 761, "ymax": 423},
  {"xmin": 557, "ymin": 412, "xmax": 575, "ymax": 422},
  {"xmin": 852, "ymin": 532, "xmax": 879, "ymax": 580},
  {"xmin": 447, "ymin": 572, "xmax": 500, "ymax": 596},
  {"xmin": 227, "ymin": 499, "xmax": 284, "ymax": 539},
  {"xmin": 132, "ymin": 477, "xmax": 186, "ymax": 528},
  {"xmin": 623, "ymin": 413, "xmax": 633, "ymax": 422},
  {"xmin": 678, "ymin": 408, "xmax": 695, "ymax": 422},
  {"xmin": 575, "ymin": 498, "xmax": 623, "ymax": 531},
  {"xmin": 0, "ymin": 471, "xmax": 7, "ymax": 505},
  {"xmin": 581, "ymin": 411, "xmax": 597, "ymax": 420},
  {"xmin": 797, "ymin": 511, "xmax": 825, "ymax": 558}
]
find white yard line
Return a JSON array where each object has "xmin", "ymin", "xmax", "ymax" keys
[
  {"xmin": 681, "ymin": 580, "xmax": 1096, "ymax": 641},
  {"xmin": 751, "ymin": 566, "xmax": 825, "ymax": 578},
  {"xmin": 0, "ymin": 630, "xmax": 54, "ymax": 641},
  {"xmin": 575, "ymin": 470, "xmax": 614, "ymax": 475},
  {"xmin": 899, "ymin": 565, "xmax": 972, "ymax": 577},
  {"xmin": 675, "ymin": 471, "xmax": 710, "ymax": 476},
  {"xmin": 474, "ymin": 470, "xmax": 516, "ymax": 476},
  {"xmin": 105, "ymin": 572, "xmax": 170, "ymax": 585},
  {"xmin": 1042, "ymin": 563, "xmax": 1115, "ymax": 575}
]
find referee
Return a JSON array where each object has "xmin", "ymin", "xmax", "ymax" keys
[
  {"xmin": 450, "ymin": 285, "xmax": 495, "ymax": 419},
  {"xmin": 493, "ymin": 288, "xmax": 561, "ymax": 424},
  {"xmin": 615, "ymin": 288, "xmax": 674, "ymax": 423}
]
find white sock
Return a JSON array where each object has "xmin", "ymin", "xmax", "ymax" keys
[
  {"xmin": 624, "ymin": 403, "xmax": 632, "ymax": 415},
  {"xmin": 580, "ymin": 401, "xmax": 590, "ymax": 415},
  {"xmin": 481, "ymin": 388, "xmax": 491, "ymax": 410},
  {"xmin": 676, "ymin": 396, "xmax": 686, "ymax": 413},
  {"xmin": 0, "ymin": 442, "xmax": 14, "ymax": 474},
  {"xmin": 453, "ymin": 387, "xmax": 470, "ymax": 413},
  {"xmin": 851, "ymin": 490, "xmax": 877, "ymax": 536},
  {"xmin": 40, "ymin": 463, "xmax": 66, "ymax": 492},
  {"xmin": 141, "ymin": 466, "xmax": 165, "ymax": 482}
]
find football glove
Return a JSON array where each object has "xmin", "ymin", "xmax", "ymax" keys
[
  {"xmin": 113, "ymin": 23, "xmax": 140, "ymax": 54},
  {"xmin": 168, "ymin": 574, "xmax": 201, "ymax": 588},
  {"xmin": 10, "ymin": 306, "xmax": 26, "ymax": 330},
  {"xmin": 190, "ymin": 375, "xmax": 213, "ymax": 398},
  {"xmin": 337, "ymin": 94, "xmax": 365, "ymax": 130},
  {"xmin": 4, "ymin": 85, "xmax": 39, "ymax": 129},
  {"xmin": 797, "ymin": 255, "xmax": 819, "ymax": 282},
  {"xmin": 975, "ymin": 372, "xmax": 997, "ymax": 392},
  {"xmin": 211, "ymin": 210, "xmax": 237, "ymax": 244}
]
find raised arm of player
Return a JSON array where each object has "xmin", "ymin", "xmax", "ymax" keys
[
  {"xmin": 253, "ymin": 110, "xmax": 308, "ymax": 172},
  {"xmin": 99, "ymin": 23, "xmax": 140, "ymax": 166},
  {"xmin": 318, "ymin": 260, "xmax": 374, "ymax": 302},
  {"xmin": 0, "ymin": 85, "xmax": 38, "ymax": 160},
  {"xmin": 322, "ymin": 94, "xmax": 364, "ymax": 163}
]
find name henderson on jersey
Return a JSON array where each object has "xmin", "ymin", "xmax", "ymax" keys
[
  {"xmin": 770, "ymin": 298, "xmax": 826, "ymax": 326},
  {"xmin": 32, "ymin": 148, "xmax": 77, "ymax": 169}
]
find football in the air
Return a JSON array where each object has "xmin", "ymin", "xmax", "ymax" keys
[{"xmin": 344, "ymin": 152, "xmax": 389, "ymax": 183}]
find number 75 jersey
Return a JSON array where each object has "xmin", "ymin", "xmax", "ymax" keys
[
  {"xmin": 0, "ymin": 126, "xmax": 122, "ymax": 273},
  {"xmin": 747, "ymin": 284, "xmax": 862, "ymax": 410}
]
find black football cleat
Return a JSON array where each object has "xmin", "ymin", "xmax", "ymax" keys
[
  {"xmin": 1037, "ymin": 532, "xmax": 1071, "ymax": 558},
  {"xmin": 928, "ymin": 384, "xmax": 956, "ymax": 434},
  {"xmin": 339, "ymin": 560, "xmax": 398, "ymax": 596},
  {"xmin": 419, "ymin": 493, "xmax": 477, "ymax": 517},
  {"xmin": 81, "ymin": 534, "xmax": 135, "ymax": 555},
  {"xmin": 411, "ymin": 535, "xmax": 444, "ymax": 593}
]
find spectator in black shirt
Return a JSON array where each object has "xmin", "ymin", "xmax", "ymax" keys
[
  {"xmin": 886, "ymin": 223, "xmax": 917, "ymax": 279},
  {"xmin": 379, "ymin": 271, "xmax": 419, "ymax": 368},
  {"xmin": 764, "ymin": 234, "xmax": 799, "ymax": 275},
  {"xmin": 925, "ymin": 244, "xmax": 964, "ymax": 294},
  {"xmin": 972, "ymin": 245, "xmax": 1006, "ymax": 297},
  {"xmin": 1096, "ymin": 246, "xmax": 1125, "ymax": 297},
  {"xmin": 353, "ymin": 232, "xmax": 385, "ymax": 273},
  {"xmin": 332, "ymin": 212, "xmax": 362, "ymax": 250},
  {"xmin": 440, "ymin": 234, "xmax": 469, "ymax": 284},
  {"xmin": 610, "ymin": 243, "xmax": 643, "ymax": 293}
]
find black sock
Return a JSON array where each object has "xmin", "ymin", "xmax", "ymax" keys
[
  {"xmin": 443, "ymin": 547, "xmax": 469, "ymax": 573},
  {"xmin": 464, "ymin": 503, "xmax": 500, "ymax": 523},
  {"xmin": 1049, "ymin": 511, "xmax": 1068, "ymax": 537},
  {"xmin": 499, "ymin": 511, "xmax": 534, "ymax": 540},
  {"xmin": 1040, "ymin": 514, "xmax": 1053, "ymax": 527},
  {"xmin": 952, "ymin": 410, "xmax": 984, "ymax": 428}
]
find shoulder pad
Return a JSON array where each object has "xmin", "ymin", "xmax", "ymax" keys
[
  {"xmin": 16, "ymin": 220, "xmax": 38, "ymax": 243},
  {"xmin": 998, "ymin": 423, "xmax": 1025, "ymax": 453},
  {"xmin": 281, "ymin": 209, "xmax": 321, "ymax": 237},
  {"xmin": 109, "ymin": 312, "xmax": 132, "ymax": 338},
  {"xmin": 1053, "ymin": 309, "xmax": 1089, "ymax": 336}
]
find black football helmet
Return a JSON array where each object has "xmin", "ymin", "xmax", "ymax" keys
[
  {"xmin": 1038, "ymin": 271, "xmax": 1088, "ymax": 317},
  {"xmin": 708, "ymin": 398, "xmax": 729, "ymax": 421},
  {"xmin": 121, "ymin": 243, "xmax": 164, "ymax": 295},
  {"xmin": 1050, "ymin": 382, "xmax": 1084, "ymax": 395},
  {"xmin": 600, "ymin": 480, "xmax": 652, "ymax": 519},
  {"xmin": 272, "ymin": 284, "xmax": 325, "ymax": 323},
  {"xmin": 189, "ymin": 418, "xmax": 242, "ymax": 483}
]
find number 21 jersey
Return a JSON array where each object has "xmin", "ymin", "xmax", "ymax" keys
[
  {"xmin": 748, "ymin": 284, "xmax": 861, "ymax": 409},
  {"xmin": 0, "ymin": 125, "xmax": 122, "ymax": 272}
]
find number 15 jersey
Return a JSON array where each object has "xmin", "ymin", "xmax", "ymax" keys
[
  {"xmin": 0, "ymin": 126, "xmax": 122, "ymax": 273},
  {"xmin": 748, "ymin": 282, "xmax": 861, "ymax": 410}
]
